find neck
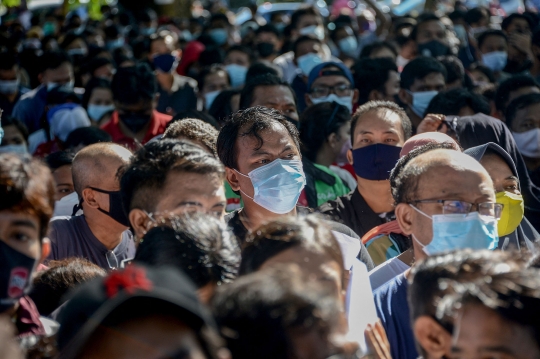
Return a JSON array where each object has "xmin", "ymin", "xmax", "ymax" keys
[
  {"xmin": 523, "ymin": 155, "xmax": 540, "ymax": 171},
  {"xmin": 406, "ymin": 107, "xmax": 423, "ymax": 130},
  {"xmin": 356, "ymin": 177, "xmax": 394, "ymax": 213},
  {"xmin": 83, "ymin": 209, "xmax": 126, "ymax": 250},
  {"xmin": 3, "ymin": 91, "xmax": 18, "ymax": 102},
  {"xmin": 531, "ymin": 60, "xmax": 540, "ymax": 76},
  {"xmin": 239, "ymin": 201, "xmax": 297, "ymax": 232},
  {"xmin": 315, "ymin": 148, "xmax": 335, "ymax": 168}
]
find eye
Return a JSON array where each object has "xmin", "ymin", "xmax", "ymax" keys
[
  {"xmin": 385, "ymin": 138, "xmax": 397, "ymax": 143},
  {"xmin": 260, "ymin": 159, "xmax": 270, "ymax": 164},
  {"xmin": 11, "ymin": 232, "xmax": 31, "ymax": 242}
]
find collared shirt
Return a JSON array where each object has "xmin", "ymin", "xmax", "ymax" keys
[
  {"xmin": 156, "ymin": 74, "xmax": 198, "ymax": 115},
  {"xmin": 12, "ymin": 85, "xmax": 48, "ymax": 134},
  {"xmin": 101, "ymin": 110, "xmax": 172, "ymax": 151},
  {"xmin": 318, "ymin": 189, "xmax": 393, "ymax": 239}
]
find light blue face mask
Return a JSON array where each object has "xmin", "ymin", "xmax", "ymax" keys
[
  {"xmin": 297, "ymin": 52, "xmax": 323, "ymax": 76},
  {"xmin": 47, "ymin": 80, "xmax": 75, "ymax": 92},
  {"xmin": 407, "ymin": 90, "xmax": 438, "ymax": 118},
  {"xmin": 87, "ymin": 104, "xmax": 115, "ymax": 122},
  {"xmin": 208, "ymin": 28, "xmax": 228, "ymax": 46},
  {"xmin": 0, "ymin": 144, "xmax": 28, "ymax": 155},
  {"xmin": 204, "ymin": 90, "xmax": 221, "ymax": 110},
  {"xmin": 411, "ymin": 205, "xmax": 499, "ymax": 255},
  {"xmin": 482, "ymin": 51, "xmax": 507, "ymax": 72},
  {"xmin": 338, "ymin": 36, "xmax": 358, "ymax": 57},
  {"xmin": 235, "ymin": 159, "xmax": 306, "ymax": 214},
  {"xmin": 310, "ymin": 94, "xmax": 353, "ymax": 113},
  {"xmin": 225, "ymin": 64, "xmax": 248, "ymax": 88}
]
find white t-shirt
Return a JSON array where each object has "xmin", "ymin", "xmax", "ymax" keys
[{"xmin": 369, "ymin": 256, "xmax": 410, "ymax": 291}]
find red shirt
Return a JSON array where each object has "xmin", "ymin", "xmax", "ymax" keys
[{"xmin": 101, "ymin": 110, "xmax": 172, "ymax": 151}]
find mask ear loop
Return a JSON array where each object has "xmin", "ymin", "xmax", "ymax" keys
[{"xmin": 233, "ymin": 169, "xmax": 256, "ymax": 201}]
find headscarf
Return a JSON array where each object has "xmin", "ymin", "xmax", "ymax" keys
[{"xmin": 453, "ymin": 113, "xmax": 540, "ymax": 231}]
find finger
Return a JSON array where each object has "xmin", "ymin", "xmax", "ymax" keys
[{"xmin": 365, "ymin": 326, "xmax": 384, "ymax": 359}]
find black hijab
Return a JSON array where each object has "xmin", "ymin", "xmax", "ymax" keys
[{"xmin": 453, "ymin": 113, "xmax": 540, "ymax": 231}]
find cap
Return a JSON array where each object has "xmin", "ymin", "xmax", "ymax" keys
[
  {"xmin": 57, "ymin": 264, "xmax": 215, "ymax": 358},
  {"xmin": 464, "ymin": 142, "xmax": 518, "ymax": 178},
  {"xmin": 47, "ymin": 104, "xmax": 91, "ymax": 142},
  {"xmin": 307, "ymin": 62, "xmax": 355, "ymax": 90}
]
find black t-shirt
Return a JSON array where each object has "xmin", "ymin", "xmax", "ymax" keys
[
  {"xmin": 318, "ymin": 190, "xmax": 394, "ymax": 239},
  {"xmin": 225, "ymin": 208, "xmax": 374, "ymax": 270}
]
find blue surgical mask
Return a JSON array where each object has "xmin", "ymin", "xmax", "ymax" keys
[
  {"xmin": 310, "ymin": 94, "xmax": 353, "ymax": 113},
  {"xmin": 47, "ymin": 80, "xmax": 75, "ymax": 92},
  {"xmin": 0, "ymin": 144, "xmax": 28, "ymax": 155},
  {"xmin": 225, "ymin": 64, "xmax": 248, "ymax": 88},
  {"xmin": 0, "ymin": 79, "xmax": 19, "ymax": 95},
  {"xmin": 411, "ymin": 205, "xmax": 499, "ymax": 255},
  {"xmin": 352, "ymin": 143, "xmax": 402, "ymax": 181},
  {"xmin": 87, "ymin": 104, "xmax": 115, "ymax": 122},
  {"xmin": 107, "ymin": 38, "xmax": 125, "ymax": 50},
  {"xmin": 235, "ymin": 159, "xmax": 306, "ymax": 214},
  {"xmin": 300, "ymin": 25, "xmax": 325, "ymax": 40},
  {"xmin": 482, "ymin": 51, "xmax": 507, "ymax": 72},
  {"xmin": 297, "ymin": 52, "xmax": 323, "ymax": 76},
  {"xmin": 338, "ymin": 36, "xmax": 358, "ymax": 57},
  {"xmin": 204, "ymin": 90, "xmax": 221, "ymax": 110},
  {"xmin": 408, "ymin": 90, "xmax": 438, "ymax": 118},
  {"xmin": 208, "ymin": 28, "xmax": 228, "ymax": 46}
]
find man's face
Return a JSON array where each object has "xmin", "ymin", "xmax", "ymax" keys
[
  {"xmin": 52, "ymin": 165, "xmax": 74, "ymax": 201},
  {"xmin": 229, "ymin": 122, "xmax": 301, "ymax": 199},
  {"xmin": 295, "ymin": 40, "xmax": 323, "ymax": 59},
  {"xmin": 308, "ymin": 72, "xmax": 355, "ymax": 107},
  {"xmin": 479, "ymin": 35, "xmax": 508, "ymax": 54},
  {"xmin": 150, "ymin": 38, "xmax": 174, "ymax": 58},
  {"xmin": 256, "ymin": 31, "xmax": 280, "ymax": 48},
  {"xmin": 505, "ymin": 18, "xmax": 531, "ymax": 35},
  {"xmin": 0, "ymin": 66, "xmax": 17, "ymax": 82},
  {"xmin": 350, "ymin": 109, "xmax": 406, "ymax": 150},
  {"xmin": 42, "ymin": 62, "xmax": 73, "ymax": 85},
  {"xmin": 78, "ymin": 314, "xmax": 208, "ymax": 359},
  {"xmin": 201, "ymin": 71, "xmax": 229, "ymax": 95},
  {"xmin": 224, "ymin": 50, "xmax": 250, "ymax": 67},
  {"xmin": 115, "ymin": 99, "xmax": 154, "ymax": 121},
  {"xmin": 383, "ymin": 71, "xmax": 401, "ymax": 101},
  {"xmin": 511, "ymin": 101, "xmax": 540, "ymax": 134},
  {"xmin": 449, "ymin": 303, "xmax": 540, "ymax": 359},
  {"xmin": 480, "ymin": 154, "xmax": 520, "ymax": 195},
  {"xmin": 416, "ymin": 20, "xmax": 448, "ymax": 46},
  {"xmin": 0, "ymin": 210, "xmax": 42, "ymax": 262},
  {"xmin": 409, "ymin": 72, "xmax": 446, "ymax": 92},
  {"xmin": 93, "ymin": 64, "xmax": 115, "ymax": 81},
  {"xmin": 251, "ymin": 85, "xmax": 299, "ymax": 122},
  {"xmin": 296, "ymin": 14, "xmax": 322, "ymax": 31}
]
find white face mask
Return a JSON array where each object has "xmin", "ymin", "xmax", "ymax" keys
[
  {"xmin": 513, "ymin": 129, "xmax": 540, "ymax": 158},
  {"xmin": 310, "ymin": 94, "xmax": 353, "ymax": 113},
  {"xmin": 53, "ymin": 191, "xmax": 82, "ymax": 217}
]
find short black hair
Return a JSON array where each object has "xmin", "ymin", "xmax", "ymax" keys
[
  {"xmin": 1, "ymin": 115, "xmax": 28, "ymax": 143},
  {"xmin": 464, "ymin": 7, "xmax": 489, "ymax": 25},
  {"xmin": 197, "ymin": 64, "xmax": 229, "ymax": 92},
  {"xmin": 494, "ymin": 75, "xmax": 539, "ymax": 112},
  {"xmin": 217, "ymin": 106, "xmax": 301, "ymax": 169},
  {"xmin": 352, "ymin": 57, "xmax": 398, "ymax": 106},
  {"xmin": 64, "ymin": 127, "xmax": 112, "ymax": 150},
  {"xmin": 255, "ymin": 24, "xmax": 280, "ymax": 38},
  {"xmin": 350, "ymin": 101, "xmax": 412, "ymax": 144},
  {"xmin": 300, "ymin": 102, "xmax": 350, "ymax": 162},
  {"xmin": 246, "ymin": 62, "xmax": 279, "ymax": 79},
  {"xmin": 39, "ymin": 51, "xmax": 73, "ymax": 73},
  {"xmin": 208, "ymin": 89, "xmax": 242, "ymax": 125},
  {"xmin": 239, "ymin": 74, "xmax": 296, "ymax": 110},
  {"xmin": 359, "ymin": 41, "xmax": 398, "ymax": 59},
  {"xmin": 135, "ymin": 214, "xmax": 239, "ymax": 288},
  {"xmin": 171, "ymin": 110, "xmax": 220, "ymax": 129},
  {"xmin": 226, "ymin": 45, "xmax": 255, "ymax": 64},
  {"xmin": 505, "ymin": 93, "xmax": 540, "ymax": 130},
  {"xmin": 119, "ymin": 139, "xmax": 225, "ymax": 214},
  {"xmin": 111, "ymin": 63, "xmax": 157, "ymax": 105},
  {"xmin": 290, "ymin": 5, "xmax": 321, "ymax": 30},
  {"xmin": 82, "ymin": 77, "xmax": 111, "ymax": 109},
  {"xmin": 212, "ymin": 265, "xmax": 341, "ymax": 359},
  {"xmin": 293, "ymin": 35, "xmax": 321, "ymax": 55},
  {"xmin": 436, "ymin": 55, "xmax": 465, "ymax": 86},
  {"xmin": 400, "ymin": 56, "xmax": 447, "ymax": 90},
  {"xmin": 45, "ymin": 151, "xmax": 75, "ymax": 171},
  {"xmin": 477, "ymin": 30, "xmax": 507, "ymax": 49},
  {"xmin": 0, "ymin": 51, "xmax": 17, "ymax": 70},
  {"xmin": 424, "ymin": 88, "xmax": 490, "ymax": 118},
  {"xmin": 501, "ymin": 13, "xmax": 534, "ymax": 31},
  {"xmin": 410, "ymin": 13, "xmax": 442, "ymax": 42},
  {"xmin": 390, "ymin": 142, "xmax": 459, "ymax": 205},
  {"xmin": 469, "ymin": 62, "xmax": 496, "ymax": 83}
]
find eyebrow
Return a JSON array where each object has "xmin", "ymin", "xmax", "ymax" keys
[
  {"xmin": 358, "ymin": 130, "xmax": 398, "ymax": 135},
  {"xmin": 178, "ymin": 201, "xmax": 203, "ymax": 207},
  {"xmin": 212, "ymin": 202, "xmax": 227, "ymax": 209},
  {"xmin": 12, "ymin": 220, "xmax": 37, "ymax": 229},
  {"xmin": 505, "ymin": 176, "xmax": 519, "ymax": 181}
]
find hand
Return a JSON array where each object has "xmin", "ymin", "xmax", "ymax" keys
[
  {"xmin": 363, "ymin": 321, "xmax": 392, "ymax": 359},
  {"xmin": 416, "ymin": 113, "xmax": 447, "ymax": 134},
  {"xmin": 508, "ymin": 32, "xmax": 532, "ymax": 55}
]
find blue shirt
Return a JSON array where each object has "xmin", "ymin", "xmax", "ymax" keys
[
  {"xmin": 12, "ymin": 85, "xmax": 48, "ymax": 134},
  {"xmin": 373, "ymin": 273, "xmax": 418, "ymax": 359}
]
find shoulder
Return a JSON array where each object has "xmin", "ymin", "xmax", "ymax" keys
[
  {"xmin": 318, "ymin": 191, "xmax": 353, "ymax": 214},
  {"xmin": 374, "ymin": 273, "xmax": 407, "ymax": 301},
  {"xmin": 273, "ymin": 51, "xmax": 294, "ymax": 65}
]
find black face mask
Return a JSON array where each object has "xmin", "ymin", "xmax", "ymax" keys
[
  {"xmin": 118, "ymin": 112, "xmax": 152, "ymax": 134},
  {"xmin": 0, "ymin": 240, "xmax": 36, "ymax": 313},
  {"xmin": 418, "ymin": 40, "xmax": 451, "ymax": 57},
  {"xmin": 257, "ymin": 42, "xmax": 275, "ymax": 58},
  {"xmin": 89, "ymin": 187, "xmax": 131, "ymax": 227}
]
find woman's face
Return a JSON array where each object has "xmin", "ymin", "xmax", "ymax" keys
[
  {"xmin": 1, "ymin": 124, "xmax": 26, "ymax": 147},
  {"xmin": 480, "ymin": 153, "xmax": 520, "ymax": 195},
  {"xmin": 511, "ymin": 102, "xmax": 540, "ymax": 133},
  {"xmin": 88, "ymin": 87, "xmax": 113, "ymax": 106}
]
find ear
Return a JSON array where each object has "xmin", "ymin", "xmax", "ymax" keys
[
  {"xmin": 327, "ymin": 132, "xmax": 338, "ymax": 148},
  {"xmin": 40, "ymin": 238, "xmax": 51, "ymax": 263},
  {"xmin": 368, "ymin": 89, "xmax": 383, "ymax": 102},
  {"xmin": 347, "ymin": 148, "xmax": 354, "ymax": 165},
  {"xmin": 225, "ymin": 167, "xmax": 241, "ymax": 191},
  {"xmin": 413, "ymin": 316, "xmax": 452, "ymax": 359},
  {"xmin": 352, "ymin": 88, "xmax": 359, "ymax": 106},
  {"xmin": 305, "ymin": 93, "xmax": 313, "ymax": 107},
  {"xmin": 38, "ymin": 73, "xmax": 44, "ymax": 84},
  {"xmin": 395, "ymin": 203, "xmax": 414, "ymax": 235},
  {"xmin": 129, "ymin": 209, "xmax": 151, "ymax": 241},
  {"xmin": 82, "ymin": 188, "xmax": 100, "ymax": 209},
  {"xmin": 398, "ymin": 88, "xmax": 411, "ymax": 106}
]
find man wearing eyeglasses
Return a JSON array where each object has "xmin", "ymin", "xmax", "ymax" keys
[
  {"xmin": 304, "ymin": 62, "xmax": 359, "ymax": 114},
  {"xmin": 373, "ymin": 147, "xmax": 499, "ymax": 359}
]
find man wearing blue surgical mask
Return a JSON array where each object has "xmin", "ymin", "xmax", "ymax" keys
[
  {"xmin": 476, "ymin": 30, "xmax": 509, "ymax": 82},
  {"xmin": 305, "ymin": 62, "xmax": 358, "ymax": 114},
  {"xmin": 205, "ymin": 13, "xmax": 234, "ymax": 49},
  {"xmin": 224, "ymin": 45, "xmax": 253, "ymax": 88},
  {"xmin": 374, "ymin": 148, "xmax": 498, "ymax": 359},
  {"xmin": 398, "ymin": 56, "xmax": 447, "ymax": 131},
  {"xmin": 13, "ymin": 51, "xmax": 74, "ymax": 134},
  {"xmin": 0, "ymin": 53, "xmax": 28, "ymax": 117},
  {"xmin": 319, "ymin": 101, "xmax": 412, "ymax": 239},
  {"xmin": 217, "ymin": 106, "xmax": 374, "ymax": 269}
]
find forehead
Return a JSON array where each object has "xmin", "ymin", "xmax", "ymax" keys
[
  {"xmin": 418, "ymin": 20, "xmax": 445, "ymax": 33},
  {"xmin": 508, "ymin": 86, "xmax": 540, "ymax": 104},
  {"xmin": 508, "ymin": 17, "xmax": 530, "ymax": 29},
  {"xmin": 353, "ymin": 109, "xmax": 403, "ymax": 135},
  {"xmin": 297, "ymin": 40, "xmax": 320, "ymax": 53},
  {"xmin": 236, "ymin": 122, "xmax": 295, "ymax": 152},
  {"xmin": 412, "ymin": 72, "xmax": 446, "ymax": 86},
  {"xmin": 252, "ymin": 85, "xmax": 295, "ymax": 105},
  {"xmin": 480, "ymin": 153, "xmax": 514, "ymax": 177},
  {"xmin": 481, "ymin": 34, "xmax": 507, "ymax": 47},
  {"xmin": 226, "ymin": 50, "xmax": 249, "ymax": 59},
  {"xmin": 311, "ymin": 71, "xmax": 350, "ymax": 88}
]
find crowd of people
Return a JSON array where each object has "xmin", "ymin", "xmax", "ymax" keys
[{"xmin": 1, "ymin": 0, "xmax": 540, "ymax": 358}]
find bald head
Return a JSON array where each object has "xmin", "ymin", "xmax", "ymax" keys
[
  {"xmin": 72, "ymin": 143, "xmax": 132, "ymax": 196},
  {"xmin": 392, "ymin": 148, "xmax": 493, "ymax": 205}
]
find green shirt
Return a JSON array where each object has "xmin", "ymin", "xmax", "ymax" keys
[{"xmin": 313, "ymin": 163, "xmax": 350, "ymax": 207}]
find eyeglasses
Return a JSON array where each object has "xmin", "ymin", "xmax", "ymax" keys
[
  {"xmin": 310, "ymin": 84, "xmax": 353, "ymax": 98},
  {"xmin": 106, "ymin": 250, "xmax": 119, "ymax": 270},
  {"xmin": 410, "ymin": 199, "xmax": 503, "ymax": 219}
]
